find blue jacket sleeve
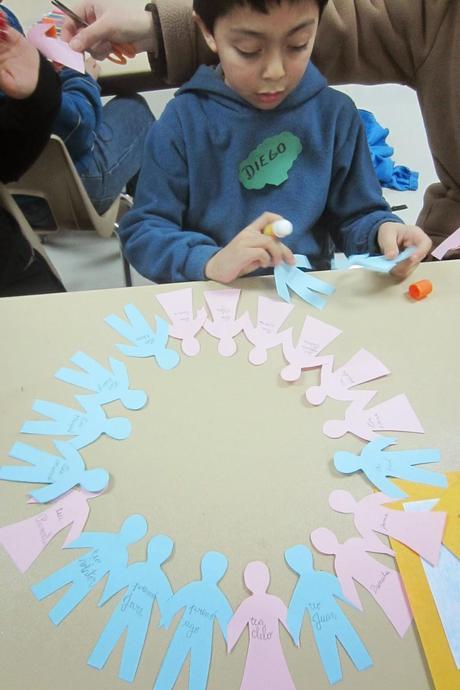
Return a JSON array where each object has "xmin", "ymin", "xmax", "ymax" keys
[
  {"xmin": 324, "ymin": 101, "xmax": 402, "ymax": 256},
  {"xmin": 118, "ymin": 105, "xmax": 220, "ymax": 283},
  {"xmin": 52, "ymin": 68, "xmax": 103, "ymax": 164}
]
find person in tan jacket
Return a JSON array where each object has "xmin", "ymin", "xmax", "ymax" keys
[{"xmin": 64, "ymin": 0, "xmax": 460, "ymax": 253}]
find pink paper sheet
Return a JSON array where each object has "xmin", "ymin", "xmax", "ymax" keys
[{"xmin": 27, "ymin": 23, "xmax": 85, "ymax": 73}]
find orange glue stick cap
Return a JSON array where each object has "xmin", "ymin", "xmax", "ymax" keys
[{"xmin": 408, "ymin": 279, "xmax": 432, "ymax": 300}]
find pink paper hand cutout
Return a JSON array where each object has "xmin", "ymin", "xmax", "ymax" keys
[
  {"xmin": 0, "ymin": 488, "xmax": 100, "ymax": 573},
  {"xmin": 323, "ymin": 393, "xmax": 424, "ymax": 441},
  {"xmin": 156, "ymin": 287, "xmax": 207, "ymax": 356},
  {"xmin": 310, "ymin": 528, "xmax": 412, "ymax": 637},
  {"xmin": 243, "ymin": 296, "xmax": 294, "ymax": 365},
  {"xmin": 306, "ymin": 348, "xmax": 390, "ymax": 405},
  {"xmin": 227, "ymin": 561, "xmax": 296, "ymax": 690},
  {"xmin": 329, "ymin": 489, "xmax": 446, "ymax": 566},
  {"xmin": 280, "ymin": 315, "xmax": 341, "ymax": 382},
  {"xmin": 203, "ymin": 289, "xmax": 247, "ymax": 357}
]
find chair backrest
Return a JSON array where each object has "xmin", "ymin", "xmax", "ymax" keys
[{"xmin": 7, "ymin": 135, "xmax": 120, "ymax": 238}]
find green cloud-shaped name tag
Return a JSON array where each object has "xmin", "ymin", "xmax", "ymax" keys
[{"xmin": 239, "ymin": 131, "xmax": 302, "ymax": 190}]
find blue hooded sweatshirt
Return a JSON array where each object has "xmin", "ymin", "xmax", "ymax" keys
[{"xmin": 120, "ymin": 64, "xmax": 401, "ymax": 283}]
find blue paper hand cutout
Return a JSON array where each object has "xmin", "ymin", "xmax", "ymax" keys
[
  {"xmin": 105, "ymin": 304, "xmax": 180, "ymax": 370},
  {"xmin": 153, "ymin": 551, "xmax": 233, "ymax": 690},
  {"xmin": 333, "ymin": 246, "xmax": 416, "ymax": 273},
  {"xmin": 274, "ymin": 255, "xmax": 335, "ymax": 309},
  {"xmin": 285, "ymin": 545, "xmax": 372, "ymax": 685},
  {"xmin": 88, "ymin": 534, "xmax": 174, "ymax": 682},
  {"xmin": 20, "ymin": 395, "xmax": 131, "ymax": 449},
  {"xmin": 31, "ymin": 514, "xmax": 148, "ymax": 625},
  {"xmin": 55, "ymin": 351, "xmax": 147, "ymax": 410},
  {"xmin": 1, "ymin": 440, "xmax": 109, "ymax": 503},
  {"xmin": 334, "ymin": 436, "xmax": 446, "ymax": 499}
]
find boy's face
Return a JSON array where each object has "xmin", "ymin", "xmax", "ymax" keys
[{"xmin": 196, "ymin": 0, "xmax": 319, "ymax": 110}]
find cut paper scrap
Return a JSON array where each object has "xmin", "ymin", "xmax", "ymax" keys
[
  {"xmin": 328, "ymin": 489, "xmax": 446, "ymax": 566},
  {"xmin": 203, "ymin": 288, "xmax": 247, "ymax": 357},
  {"xmin": 281, "ymin": 315, "xmax": 341, "ymax": 382},
  {"xmin": 333, "ymin": 247, "xmax": 416, "ymax": 273},
  {"xmin": 333, "ymin": 437, "xmax": 446, "ymax": 499},
  {"xmin": 27, "ymin": 23, "xmax": 84, "ymax": 73},
  {"xmin": 20, "ymin": 395, "xmax": 131, "ymax": 449},
  {"xmin": 274, "ymin": 254, "xmax": 335, "ymax": 309},
  {"xmin": 242, "ymin": 296, "xmax": 294, "ymax": 365},
  {"xmin": 153, "ymin": 551, "xmax": 232, "ymax": 690},
  {"xmin": 0, "ymin": 488, "xmax": 101, "ymax": 573},
  {"xmin": 323, "ymin": 392, "xmax": 424, "ymax": 441},
  {"xmin": 1, "ymin": 440, "xmax": 109, "ymax": 503},
  {"xmin": 404, "ymin": 500, "xmax": 460, "ymax": 669},
  {"xmin": 306, "ymin": 348, "xmax": 389, "ymax": 406},
  {"xmin": 55, "ymin": 351, "xmax": 147, "ymax": 410},
  {"xmin": 31, "ymin": 514, "xmax": 148, "ymax": 625},
  {"xmin": 105, "ymin": 304, "xmax": 180, "ymax": 370},
  {"xmin": 285, "ymin": 545, "xmax": 372, "ymax": 685},
  {"xmin": 431, "ymin": 227, "xmax": 460, "ymax": 260},
  {"xmin": 391, "ymin": 472, "xmax": 460, "ymax": 558},
  {"xmin": 88, "ymin": 534, "xmax": 174, "ymax": 682},
  {"xmin": 227, "ymin": 561, "xmax": 296, "ymax": 690},
  {"xmin": 156, "ymin": 287, "xmax": 207, "ymax": 356},
  {"xmin": 310, "ymin": 528, "xmax": 412, "ymax": 637},
  {"xmin": 390, "ymin": 513, "xmax": 460, "ymax": 690}
]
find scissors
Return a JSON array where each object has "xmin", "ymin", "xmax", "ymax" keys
[{"xmin": 51, "ymin": 0, "xmax": 136, "ymax": 64}]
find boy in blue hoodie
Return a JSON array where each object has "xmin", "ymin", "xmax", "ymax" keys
[
  {"xmin": 1, "ymin": 4, "xmax": 153, "ymax": 220},
  {"xmin": 119, "ymin": 0, "xmax": 431, "ymax": 284}
]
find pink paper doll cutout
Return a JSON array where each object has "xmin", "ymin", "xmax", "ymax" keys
[
  {"xmin": 242, "ymin": 296, "xmax": 294, "ymax": 365},
  {"xmin": 227, "ymin": 561, "xmax": 296, "ymax": 690},
  {"xmin": 0, "ymin": 488, "xmax": 101, "ymax": 573},
  {"xmin": 306, "ymin": 348, "xmax": 390, "ymax": 405},
  {"xmin": 310, "ymin": 528, "xmax": 412, "ymax": 637},
  {"xmin": 328, "ymin": 489, "xmax": 447, "ymax": 566},
  {"xmin": 323, "ymin": 393, "xmax": 424, "ymax": 441},
  {"xmin": 203, "ymin": 289, "xmax": 247, "ymax": 357},
  {"xmin": 156, "ymin": 287, "xmax": 207, "ymax": 356},
  {"xmin": 280, "ymin": 315, "xmax": 341, "ymax": 382}
]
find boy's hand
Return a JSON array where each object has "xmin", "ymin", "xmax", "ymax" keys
[
  {"xmin": 85, "ymin": 56, "xmax": 101, "ymax": 80},
  {"xmin": 0, "ymin": 18, "xmax": 40, "ymax": 99},
  {"xmin": 377, "ymin": 221, "xmax": 432, "ymax": 279},
  {"xmin": 205, "ymin": 212, "xmax": 296, "ymax": 283}
]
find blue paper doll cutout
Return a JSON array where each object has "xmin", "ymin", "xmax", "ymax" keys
[
  {"xmin": 20, "ymin": 395, "xmax": 131, "ymax": 449},
  {"xmin": 31, "ymin": 514, "xmax": 148, "ymax": 625},
  {"xmin": 88, "ymin": 534, "xmax": 174, "ymax": 682},
  {"xmin": 334, "ymin": 437, "xmax": 446, "ymax": 499},
  {"xmin": 105, "ymin": 304, "xmax": 180, "ymax": 370},
  {"xmin": 274, "ymin": 255, "xmax": 335, "ymax": 309},
  {"xmin": 153, "ymin": 551, "xmax": 233, "ymax": 690},
  {"xmin": 55, "ymin": 351, "xmax": 147, "ymax": 410},
  {"xmin": 332, "ymin": 246, "xmax": 416, "ymax": 273},
  {"xmin": 285, "ymin": 545, "xmax": 372, "ymax": 685},
  {"xmin": 1, "ymin": 440, "xmax": 109, "ymax": 502}
]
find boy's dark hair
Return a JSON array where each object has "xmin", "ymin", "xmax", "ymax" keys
[{"xmin": 194, "ymin": 0, "xmax": 328, "ymax": 32}]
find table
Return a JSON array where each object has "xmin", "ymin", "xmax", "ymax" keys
[{"xmin": 0, "ymin": 261, "xmax": 458, "ymax": 690}]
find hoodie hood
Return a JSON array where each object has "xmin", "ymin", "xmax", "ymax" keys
[{"xmin": 175, "ymin": 62, "xmax": 327, "ymax": 112}]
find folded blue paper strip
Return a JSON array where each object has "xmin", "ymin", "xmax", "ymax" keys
[
  {"xmin": 274, "ymin": 255, "xmax": 335, "ymax": 309},
  {"xmin": 1, "ymin": 440, "xmax": 109, "ymax": 503},
  {"xmin": 332, "ymin": 246, "xmax": 416, "ymax": 273},
  {"xmin": 105, "ymin": 304, "xmax": 180, "ymax": 370}
]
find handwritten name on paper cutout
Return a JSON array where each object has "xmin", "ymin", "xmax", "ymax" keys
[
  {"xmin": 239, "ymin": 132, "xmax": 302, "ymax": 190},
  {"xmin": 156, "ymin": 287, "xmax": 207, "ymax": 356}
]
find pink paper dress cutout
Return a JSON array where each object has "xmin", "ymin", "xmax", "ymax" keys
[
  {"xmin": 0, "ymin": 488, "xmax": 100, "ymax": 573},
  {"xmin": 329, "ymin": 489, "xmax": 446, "ymax": 566},
  {"xmin": 323, "ymin": 393, "xmax": 424, "ymax": 441},
  {"xmin": 310, "ymin": 528, "xmax": 412, "ymax": 637},
  {"xmin": 280, "ymin": 315, "xmax": 341, "ymax": 382},
  {"xmin": 306, "ymin": 348, "xmax": 390, "ymax": 405},
  {"xmin": 203, "ymin": 288, "xmax": 247, "ymax": 357},
  {"xmin": 227, "ymin": 561, "xmax": 296, "ymax": 690},
  {"xmin": 156, "ymin": 287, "xmax": 207, "ymax": 356},
  {"xmin": 243, "ymin": 297, "xmax": 294, "ymax": 365}
]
